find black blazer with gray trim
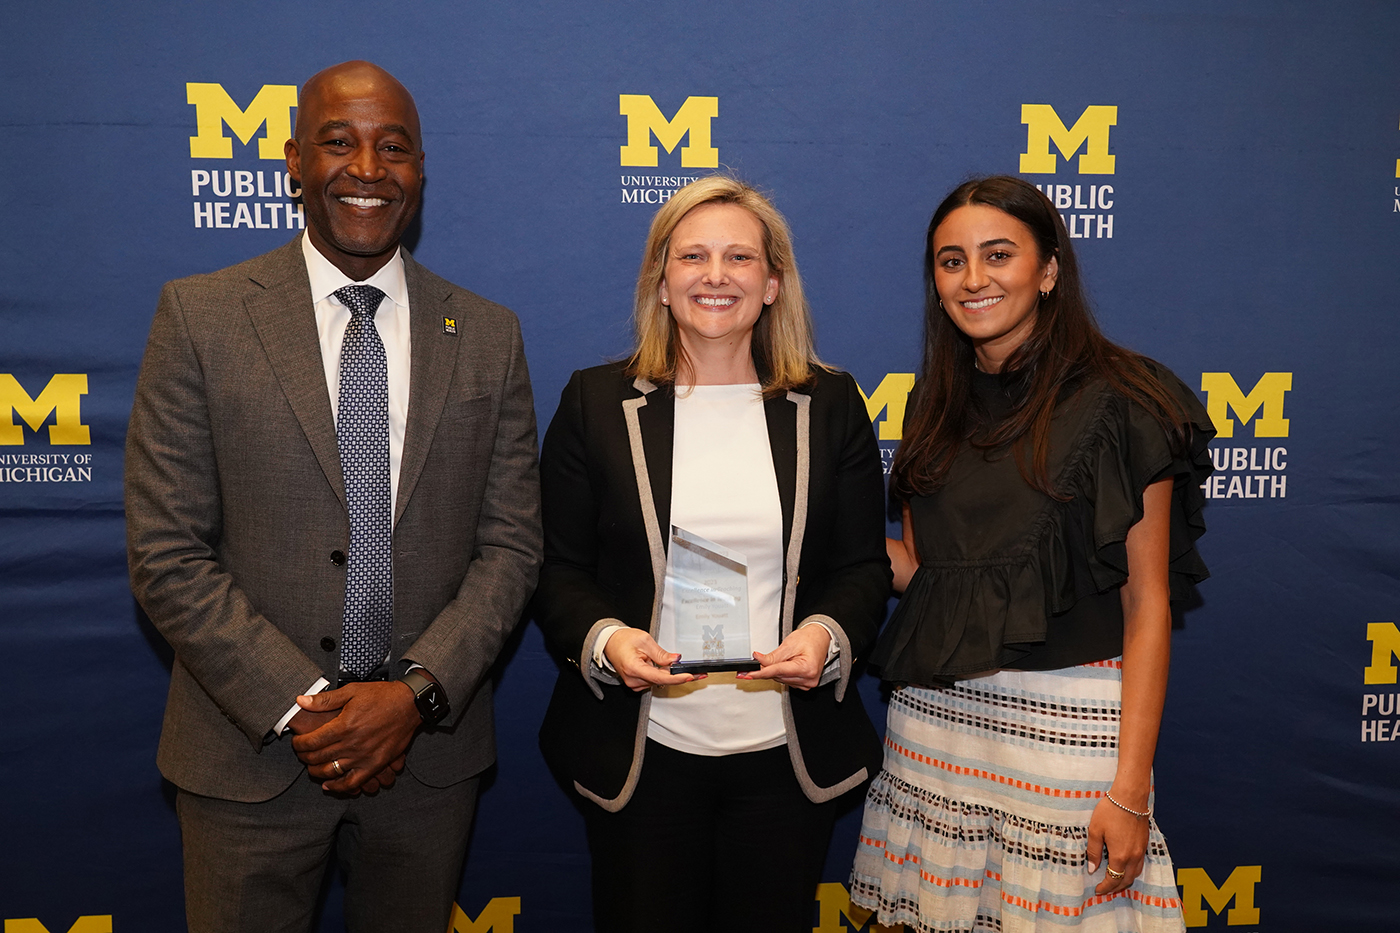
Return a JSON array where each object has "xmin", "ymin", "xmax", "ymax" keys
[{"xmin": 534, "ymin": 362, "xmax": 890, "ymax": 812}]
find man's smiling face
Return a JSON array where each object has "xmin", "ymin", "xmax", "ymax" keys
[{"xmin": 285, "ymin": 61, "xmax": 424, "ymax": 281}]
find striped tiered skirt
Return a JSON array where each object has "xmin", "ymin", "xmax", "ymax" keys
[{"xmin": 850, "ymin": 662, "xmax": 1185, "ymax": 932}]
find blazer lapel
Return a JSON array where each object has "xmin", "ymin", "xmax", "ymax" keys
[
  {"xmin": 632, "ymin": 380, "xmax": 674, "ymax": 543},
  {"xmin": 622, "ymin": 377, "xmax": 673, "ymax": 634},
  {"xmin": 395, "ymin": 251, "xmax": 458, "ymax": 525},
  {"xmin": 768, "ymin": 390, "xmax": 812, "ymax": 638},
  {"xmin": 764, "ymin": 393, "xmax": 798, "ymax": 550},
  {"xmin": 242, "ymin": 239, "xmax": 345, "ymax": 507}
]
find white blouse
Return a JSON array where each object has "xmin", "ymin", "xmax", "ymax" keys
[{"xmin": 647, "ymin": 384, "xmax": 787, "ymax": 756}]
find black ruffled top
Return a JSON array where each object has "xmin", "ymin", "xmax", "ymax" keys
[{"xmin": 870, "ymin": 361, "xmax": 1215, "ymax": 687}]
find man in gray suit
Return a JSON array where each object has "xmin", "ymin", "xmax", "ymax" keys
[{"xmin": 125, "ymin": 61, "xmax": 541, "ymax": 933}]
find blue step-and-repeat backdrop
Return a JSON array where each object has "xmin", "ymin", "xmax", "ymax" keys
[{"xmin": 4, "ymin": 2, "xmax": 1398, "ymax": 930}]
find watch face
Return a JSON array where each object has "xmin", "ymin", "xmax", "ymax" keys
[{"xmin": 417, "ymin": 682, "xmax": 447, "ymax": 722}]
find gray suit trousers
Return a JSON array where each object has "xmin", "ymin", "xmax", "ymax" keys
[{"xmin": 177, "ymin": 772, "xmax": 479, "ymax": 933}]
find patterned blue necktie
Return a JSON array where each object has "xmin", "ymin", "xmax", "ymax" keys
[{"xmin": 334, "ymin": 284, "xmax": 393, "ymax": 677}]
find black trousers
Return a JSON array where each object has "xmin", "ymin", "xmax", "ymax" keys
[{"xmin": 582, "ymin": 740, "xmax": 839, "ymax": 933}]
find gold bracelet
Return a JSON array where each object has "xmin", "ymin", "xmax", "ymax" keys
[{"xmin": 1104, "ymin": 792, "xmax": 1150, "ymax": 819}]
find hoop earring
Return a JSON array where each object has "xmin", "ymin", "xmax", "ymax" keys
[{"xmin": 1039, "ymin": 290, "xmax": 1049, "ymax": 300}]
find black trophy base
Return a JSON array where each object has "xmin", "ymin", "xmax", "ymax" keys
[{"xmin": 669, "ymin": 658, "xmax": 762, "ymax": 675}]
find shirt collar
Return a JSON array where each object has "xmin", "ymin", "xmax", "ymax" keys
[{"xmin": 301, "ymin": 233, "xmax": 409, "ymax": 309}]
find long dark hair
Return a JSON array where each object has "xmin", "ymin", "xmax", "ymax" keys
[{"xmin": 890, "ymin": 175, "xmax": 1188, "ymax": 500}]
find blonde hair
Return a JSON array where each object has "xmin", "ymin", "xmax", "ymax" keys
[{"xmin": 626, "ymin": 174, "xmax": 824, "ymax": 394}]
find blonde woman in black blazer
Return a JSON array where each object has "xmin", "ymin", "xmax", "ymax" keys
[{"xmin": 535, "ymin": 176, "xmax": 890, "ymax": 933}]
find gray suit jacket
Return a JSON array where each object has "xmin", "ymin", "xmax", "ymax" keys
[{"xmin": 126, "ymin": 236, "xmax": 542, "ymax": 803}]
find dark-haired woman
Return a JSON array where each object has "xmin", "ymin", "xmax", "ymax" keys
[{"xmin": 850, "ymin": 176, "xmax": 1212, "ymax": 931}]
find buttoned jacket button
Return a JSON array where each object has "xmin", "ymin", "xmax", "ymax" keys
[
  {"xmin": 320, "ymin": 637, "xmax": 336, "ymax": 652},
  {"xmin": 330, "ymin": 550, "xmax": 346, "ymax": 566}
]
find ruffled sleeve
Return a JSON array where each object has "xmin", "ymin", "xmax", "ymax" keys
[
  {"xmin": 1050, "ymin": 361, "xmax": 1216, "ymax": 608},
  {"xmin": 870, "ymin": 362, "xmax": 1215, "ymax": 686}
]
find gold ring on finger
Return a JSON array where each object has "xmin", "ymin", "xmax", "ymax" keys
[
  {"xmin": 331, "ymin": 759, "xmax": 345, "ymax": 777},
  {"xmin": 1105, "ymin": 865, "xmax": 1125, "ymax": 880}
]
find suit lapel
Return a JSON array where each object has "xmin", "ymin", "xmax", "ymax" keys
[
  {"xmin": 633, "ymin": 381, "xmax": 674, "ymax": 542},
  {"xmin": 395, "ymin": 251, "xmax": 458, "ymax": 525},
  {"xmin": 769, "ymin": 390, "xmax": 809, "ymax": 638},
  {"xmin": 622, "ymin": 377, "xmax": 672, "ymax": 634},
  {"xmin": 243, "ymin": 239, "xmax": 345, "ymax": 507},
  {"xmin": 764, "ymin": 393, "xmax": 797, "ymax": 550}
]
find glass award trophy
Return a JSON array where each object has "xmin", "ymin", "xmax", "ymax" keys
[{"xmin": 665, "ymin": 525, "xmax": 761, "ymax": 675}]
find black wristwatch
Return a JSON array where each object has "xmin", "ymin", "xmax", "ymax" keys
[{"xmin": 399, "ymin": 669, "xmax": 450, "ymax": 725}]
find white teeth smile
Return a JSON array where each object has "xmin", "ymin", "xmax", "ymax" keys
[
  {"xmin": 694, "ymin": 296, "xmax": 737, "ymax": 307},
  {"xmin": 338, "ymin": 196, "xmax": 388, "ymax": 207},
  {"xmin": 962, "ymin": 296, "xmax": 1003, "ymax": 310}
]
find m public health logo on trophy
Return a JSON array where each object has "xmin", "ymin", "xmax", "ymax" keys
[
  {"xmin": 185, "ymin": 82, "xmax": 305, "ymax": 232},
  {"xmin": 0, "ymin": 374, "xmax": 93, "ymax": 485},
  {"xmin": 1199, "ymin": 372, "xmax": 1291, "ymax": 502},
  {"xmin": 1019, "ymin": 103, "xmax": 1117, "ymax": 240},
  {"xmin": 703, "ymin": 624, "xmax": 725, "ymax": 659},
  {"xmin": 662, "ymin": 525, "xmax": 759, "ymax": 674},
  {"xmin": 618, "ymin": 94, "xmax": 716, "ymax": 205}
]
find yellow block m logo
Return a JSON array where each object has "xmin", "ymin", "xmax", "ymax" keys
[
  {"xmin": 5, "ymin": 918, "xmax": 111, "ymax": 933},
  {"xmin": 1199, "ymin": 372, "xmax": 1291, "ymax": 438},
  {"xmin": 1020, "ymin": 104, "xmax": 1117, "ymax": 174},
  {"xmin": 187, "ymin": 83, "xmax": 298, "ymax": 159},
  {"xmin": 811, "ymin": 882, "xmax": 899, "ymax": 932},
  {"xmin": 619, "ymin": 95, "xmax": 718, "ymax": 168},
  {"xmin": 858, "ymin": 374, "xmax": 915, "ymax": 441},
  {"xmin": 447, "ymin": 898, "xmax": 521, "ymax": 933},
  {"xmin": 1365, "ymin": 622, "xmax": 1400, "ymax": 685},
  {"xmin": 1177, "ymin": 866, "xmax": 1261, "ymax": 926},
  {"xmin": 0, "ymin": 374, "xmax": 90, "ymax": 445}
]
